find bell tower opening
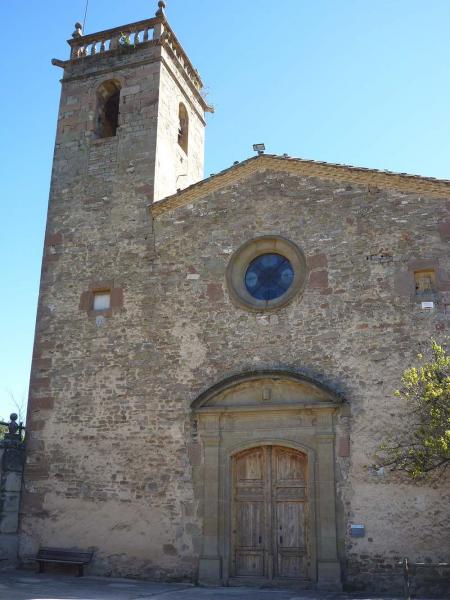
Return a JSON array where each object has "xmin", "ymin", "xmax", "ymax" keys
[
  {"xmin": 96, "ymin": 80, "xmax": 121, "ymax": 139},
  {"xmin": 178, "ymin": 102, "xmax": 189, "ymax": 154}
]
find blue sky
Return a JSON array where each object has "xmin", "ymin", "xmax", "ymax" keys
[{"xmin": 1, "ymin": 0, "xmax": 450, "ymax": 419}]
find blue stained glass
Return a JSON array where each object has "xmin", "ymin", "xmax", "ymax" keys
[{"xmin": 245, "ymin": 253, "xmax": 294, "ymax": 301}]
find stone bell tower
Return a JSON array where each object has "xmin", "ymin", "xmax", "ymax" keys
[
  {"xmin": 51, "ymin": 1, "xmax": 211, "ymax": 203},
  {"xmin": 20, "ymin": 3, "xmax": 211, "ymax": 574}
]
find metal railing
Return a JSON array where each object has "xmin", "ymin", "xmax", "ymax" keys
[{"xmin": 400, "ymin": 557, "xmax": 449, "ymax": 600}]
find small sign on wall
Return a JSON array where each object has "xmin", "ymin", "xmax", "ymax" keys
[{"xmin": 350, "ymin": 524, "xmax": 365, "ymax": 537}]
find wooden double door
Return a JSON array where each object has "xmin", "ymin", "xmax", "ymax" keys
[{"xmin": 231, "ymin": 445, "xmax": 310, "ymax": 582}]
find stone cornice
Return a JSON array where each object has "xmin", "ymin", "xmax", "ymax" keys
[
  {"xmin": 151, "ymin": 155, "xmax": 450, "ymax": 217},
  {"xmin": 195, "ymin": 403, "xmax": 339, "ymax": 415}
]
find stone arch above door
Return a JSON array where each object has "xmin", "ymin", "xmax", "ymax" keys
[
  {"xmin": 191, "ymin": 369, "xmax": 342, "ymax": 413},
  {"xmin": 191, "ymin": 370, "xmax": 344, "ymax": 590}
]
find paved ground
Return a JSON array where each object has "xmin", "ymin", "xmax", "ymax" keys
[{"xmin": 0, "ymin": 570, "xmax": 412, "ymax": 600}]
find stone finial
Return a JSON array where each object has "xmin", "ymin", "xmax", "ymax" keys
[
  {"xmin": 72, "ymin": 22, "xmax": 83, "ymax": 38},
  {"xmin": 156, "ymin": 1, "xmax": 166, "ymax": 16},
  {"xmin": 0, "ymin": 413, "xmax": 25, "ymax": 441}
]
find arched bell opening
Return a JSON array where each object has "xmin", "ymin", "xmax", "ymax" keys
[
  {"xmin": 95, "ymin": 79, "xmax": 121, "ymax": 138},
  {"xmin": 178, "ymin": 102, "xmax": 189, "ymax": 154}
]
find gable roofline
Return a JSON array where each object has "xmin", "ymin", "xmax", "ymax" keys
[{"xmin": 151, "ymin": 154, "xmax": 450, "ymax": 216}]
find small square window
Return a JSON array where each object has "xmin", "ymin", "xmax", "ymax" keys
[
  {"xmin": 93, "ymin": 291, "xmax": 110, "ymax": 311},
  {"xmin": 414, "ymin": 269, "xmax": 436, "ymax": 294}
]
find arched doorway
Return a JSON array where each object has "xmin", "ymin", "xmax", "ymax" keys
[
  {"xmin": 191, "ymin": 370, "xmax": 343, "ymax": 589},
  {"xmin": 232, "ymin": 445, "xmax": 310, "ymax": 583}
]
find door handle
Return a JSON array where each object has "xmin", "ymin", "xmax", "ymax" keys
[
  {"xmin": 259, "ymin": 536, "xmax": 262, "ymax": 544},
  {"xmin": 279, "ymin": 535, "xmax": 283, "ymax": 545}
]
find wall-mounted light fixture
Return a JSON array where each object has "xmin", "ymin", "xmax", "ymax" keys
[{"xmin": 253, "ymin": 143, "xmax": 265, "ymax": 155}]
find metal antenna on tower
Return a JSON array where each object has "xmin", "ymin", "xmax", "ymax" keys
[{"xmin": 82, "ymin": 0, "xmax": 90, "ymax": 32}]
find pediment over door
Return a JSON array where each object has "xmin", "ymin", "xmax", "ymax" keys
[{"xmin": 191, "ymin": 370, "xmax": 342, "ymax": 414}]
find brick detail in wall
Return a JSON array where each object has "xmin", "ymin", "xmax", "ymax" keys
[
  {"xmin": 307, "ymin": 253, "xmax": 328, "ymax": 270},
  {"xmin": 79, "ymin": 282, "xmax": 124, "ymax": 316},
  {"xmin": 338, "ymin": 435, "xmax": 350, "ymax": 458},
  {"xmin": 308, "ymin": 270, "xmax": 328, "ymax": 289},
  {"xmin": 438, "ymin": 221, "xmax": 450, "ymax": 241}
]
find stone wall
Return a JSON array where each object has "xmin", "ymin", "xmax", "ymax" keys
[
  {"xmin": 0, "ymin": 440, "xmax": 25, "ymax": 569},
  {"xmin": 21, "ymin": 22, "xmax": 207, "ymax": 581},
  {"xmin": 21, "ymin": 161, "xmax": 449, "ymax": 591},
  {"xmin": 151, "ymin": 169, "xmax": 450, "ymax": 593},
  {"xmin": 153, "ymin": 45, "xmax": 206, "ymax": 202}
]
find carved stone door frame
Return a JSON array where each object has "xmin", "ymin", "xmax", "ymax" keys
[{"xmin": 191, "ymin": 370, "xmax": 343, "ymax": 590}]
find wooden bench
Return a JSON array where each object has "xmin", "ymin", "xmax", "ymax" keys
[{"xmin": 35, "ymin": 547, "xmax": 94, "ymax": 577}]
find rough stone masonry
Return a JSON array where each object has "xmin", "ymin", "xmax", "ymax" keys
[{"xmin": 18, "ymin": 4, "xmax": 449, "ymax": 596}]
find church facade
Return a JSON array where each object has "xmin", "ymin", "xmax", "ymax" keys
[{"xmin": 21, "ymin": 4, "xmax": 449, "ymax": 593}]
